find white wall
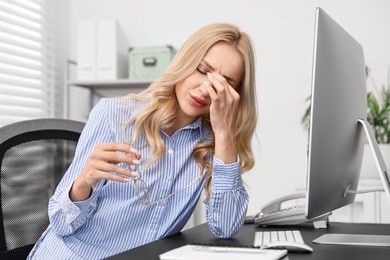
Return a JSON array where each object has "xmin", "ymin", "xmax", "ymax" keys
[{"xmin": 64, "ymin": 0, "xmax": 390, "ymax": 221}]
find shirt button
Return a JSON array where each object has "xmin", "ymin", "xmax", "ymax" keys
[
  {"xmin": 168, "ymin": 149, "xmax": 173, "ymax": 154},
  {"xmin": 159, "ymin": 201, "xmax": 164, "ymax": 206},
  {"xmin": 213, "ymin": 208, "xmax": 219, "ymax": 213}
]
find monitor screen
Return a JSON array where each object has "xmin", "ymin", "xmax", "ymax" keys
[{"xmin": 305, "ymin": 7, "xmax": 367, "ymax": 219}]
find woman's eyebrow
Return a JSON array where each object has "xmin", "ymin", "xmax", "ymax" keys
[
  {"xmin": 201, "ymin": 59, "xmax": 215, "ymax": 70},
  {"xmin": 201, "ymin": 59, "xmax": 236, "ymax": 84}
]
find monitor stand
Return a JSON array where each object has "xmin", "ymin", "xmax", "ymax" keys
[
  {"xmin": 313, "ymin": 118, "xmax": 390, "ymax": 247},
  {"xmin": 313, "ymin": 233, "xmax": 390, "ymax": 246},
  {"xmin": 357, "ymin": 118, "xmax": 390, "ymax": 203}
]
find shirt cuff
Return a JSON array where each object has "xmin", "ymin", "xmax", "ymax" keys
[
  {"xmin": 58, "ymin": 181, "xmax": 104, "ymax": 224},
  {"xmin": 59, "ymin": 188, "xmax": 87, "ymax": 224},
  {"xmin": 211, "ymin": 155, "xmax": 242, "ymax": 191}
]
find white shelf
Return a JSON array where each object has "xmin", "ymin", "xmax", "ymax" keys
[
  {"xmin": 65, "ymin": 79, "xmax": 153, "ymax": 119},
  {"xmin": 68, "ymin": 79, "xmax": 153, "ymax": 89}
]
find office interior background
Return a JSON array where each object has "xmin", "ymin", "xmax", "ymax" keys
[{"xmin": 2, "ymin": 0, "xmax": 390, "ymax": 227}]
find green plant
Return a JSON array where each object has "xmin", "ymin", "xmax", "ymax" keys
[
  {"xmin": 367, "ymin": 87, "xmax": 390, "ymax": 143},
  {"xmin": 301, "ymin": 68, "xmax": 390, "ymax": 144}
]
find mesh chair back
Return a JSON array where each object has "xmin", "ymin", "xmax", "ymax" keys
[{"xmin": 0, "ymin": 119, "xmax": 85, "ymax": 252}]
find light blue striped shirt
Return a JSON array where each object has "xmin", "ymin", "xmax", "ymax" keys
[{"xmin": 27, "ymin": 97, "xmax": 248, "ymax": 259}]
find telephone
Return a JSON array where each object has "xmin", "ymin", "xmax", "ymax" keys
[{"xmin": 246, "ymin": 192, "xmax": 331, "ymax": 226}]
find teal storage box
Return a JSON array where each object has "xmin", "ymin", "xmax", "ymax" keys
[{"xmin": 128, "ymin": 45, "xmax": 176, "ymax": 79}]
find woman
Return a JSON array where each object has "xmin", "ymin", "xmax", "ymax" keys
[{"xmin": 28, "ymin": 22, "xmax": 257, "ymax": 259}]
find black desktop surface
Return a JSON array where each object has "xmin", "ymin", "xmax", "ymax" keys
[{"xmin": 106, "ymin": 222, "xmax": 390, "ymax": 260}]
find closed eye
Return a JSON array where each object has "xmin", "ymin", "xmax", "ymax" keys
[
  {"xmin": 197, "ymin": 60, "xmax": 212, "ymax": 75},
  {"xmin": 196, "ymin": 67, "xmax": 207, "ymax": 75}
]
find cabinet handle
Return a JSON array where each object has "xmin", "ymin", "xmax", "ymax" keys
[{"xmin": 143, "ymin": 57, "xmax": 157, "ymax": 67}]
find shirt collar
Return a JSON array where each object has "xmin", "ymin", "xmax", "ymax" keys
[
  {"xmin": 179, "ymin": 117, "xmax": 212, "ymax": 141},
  {"xmin": 185, "ymin": 116, "xmax": 202, "ymax": 130},
  {"xmin": 199, "ymin": 117, "xmax": 213, "ymax": 142}
]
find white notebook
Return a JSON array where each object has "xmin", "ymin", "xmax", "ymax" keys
[{"xmin": 159, "ymin": 245, "xmax": 287, "ymax": 260}]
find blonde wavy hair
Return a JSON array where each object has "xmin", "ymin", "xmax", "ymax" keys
[{"xmin": 127, "ymin": 23, "xmax": 257, "ymax": 197}]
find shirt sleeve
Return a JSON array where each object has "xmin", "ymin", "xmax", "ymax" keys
[
  {"xmin": 48, "ymin": 99, "xmax": 112, "ymax": 236},
  {"xmin": 205, "ymin": 155, "xmax": 249, "ymax": 238}
]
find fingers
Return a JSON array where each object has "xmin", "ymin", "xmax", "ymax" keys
[
  {"xmin": 205, "ymin": 81, "xmax": 218, "ymax": 100},
  {"xmin": 94, "ymin": 142, "xmax": 141, "ymax": 163},
  {"xmin": 96, "ymin": 142, "xmax": 140, "ymax": 156},
  {"xmin": 95, "ymin": 151, "xmax": 139, "ymax": 165},
  {"xmin": 95, "ymin": 169, "xmax": 132, "ymax": 183},
  {"xmin": 95, "ymin": 160, "xmax": 137, "ymax": 177},
  {"xmin": 205, "ymin": 72, "xmax": 239, "ymax": 103},
  {"xmin": 82, "ymin": 142, "xmax": 143, "ymax": 185},
  {"xmin": 198, "ymin": 81, "xmax": 211, "ymax": 97},
  {"xmin": 207, "ymin": 72, "xmax": 226, "ymax": 92}
]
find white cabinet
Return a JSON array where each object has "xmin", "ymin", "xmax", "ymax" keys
[{"xmin": 65, "ymin": 79, "xmax": 152, "ymax": 119}]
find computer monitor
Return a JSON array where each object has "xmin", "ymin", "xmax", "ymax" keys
[{"xmin": 306, "ymin": 7, "xmax": 390, "ymax": 225}]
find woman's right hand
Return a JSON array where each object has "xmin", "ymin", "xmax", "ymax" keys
[{"xmin": 70, "ymin": 142, "xmax": 141, "ymax": 201}]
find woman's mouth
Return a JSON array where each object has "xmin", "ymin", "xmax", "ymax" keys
[{"xmin": 190, "ymin": 95, "xmax": 207, "ymax": 108}]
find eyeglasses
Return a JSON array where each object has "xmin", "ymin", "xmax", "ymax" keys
[{"xmin": 131, "ymin": 165, "xmax": 203, "ymax": 206}]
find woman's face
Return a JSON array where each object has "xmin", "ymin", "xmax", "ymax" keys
[{"xmin": 175, "ymin": 41, "xmax": 244, "ymax": 126}]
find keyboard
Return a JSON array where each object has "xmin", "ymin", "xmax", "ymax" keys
[
  {"xmin": 254, "ymin": 230, "xmax": 305, "ymax": 247},
  {"xmin": 254, "ymin": 230, "xmax": 314, "ymax": 252}
]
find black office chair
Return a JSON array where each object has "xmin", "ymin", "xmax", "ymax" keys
[{"xmin": 0, "ymin": 118, "xmax": 85, "ymax": 259}]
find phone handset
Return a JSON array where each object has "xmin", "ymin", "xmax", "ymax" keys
[
  {"xmin": 244, "ymin": 192, "xmax": 306, "ymax": 224},
  {"xmin": 246, "ymin": 192, "xmax": 330, "ymax": 227},
  {"xmin": 261, "ymin": 192, "xmax": 306, "ymax": 214}
]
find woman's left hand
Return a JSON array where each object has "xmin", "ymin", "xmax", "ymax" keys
[
  {"xmin": 204, "ymin": 72, "xmax": 239, "ymax": 163},
  {"xmin": 205, "ymin": 72, "xmax": 240, "ymax": 135}
]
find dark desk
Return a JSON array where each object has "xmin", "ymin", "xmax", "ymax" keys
[{"xmin": 107, "ymin": 222, "xmax": 390, "ymax": 260}]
